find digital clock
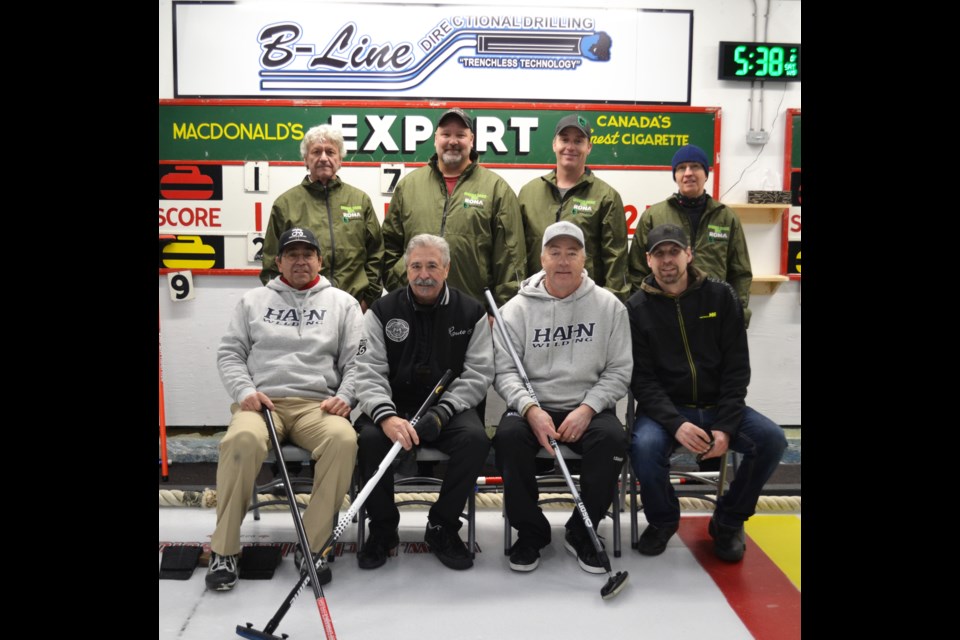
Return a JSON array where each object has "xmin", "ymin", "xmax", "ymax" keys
[{"xmin": 718, "ymin": 41, "xmax": 801, "ymax": 82}]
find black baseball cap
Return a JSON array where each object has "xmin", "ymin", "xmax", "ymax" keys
[
  {"xmin": 438, "ymin": 107, "xmax": 473, "ymax": 130},
  {"xmin": 647, "ymin": 224, "xmax": 689, "ymax": 252},
  {"xmin": 279, "ymin": 227, "xmax": 321, "ymax": 254}
]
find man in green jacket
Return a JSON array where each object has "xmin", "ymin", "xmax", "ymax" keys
[
  {"xmin": 381, "ymin": 107, "xmax": 526, "ymax": 307},
  {"xmin": 627, "ymin": 144, "xmax": 752, "ymax": 326},
  {"xmin": 518, "ymin": 114, "xmax": 629, "ymax": 302},
  {"xmin": 260, "ymin": 124, "xmax": 384, "ymax": 311}
]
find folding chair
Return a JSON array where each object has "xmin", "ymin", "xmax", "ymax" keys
[
  {"xmin": 356, "ymin": 446, "xmax": 478, "ymax": 558},
  {"xmin": 248, "ymin": 444, "xmax": 315, "ymax": 521},
  {"xmin": 625, "ymin": 390, "xmax": 732, "ymax": 549},
  {"xmin": 502, "ymin": 445, "xmax": 624, "ymax": 558}
]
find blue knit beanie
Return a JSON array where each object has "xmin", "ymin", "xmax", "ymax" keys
[{"xmin": 671, "ymin": 145, "xmax": 710, "ymax": 178}]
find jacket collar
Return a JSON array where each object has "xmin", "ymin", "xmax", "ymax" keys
[
  {"xmin": 428, "ymin": 152, "xmax": 479, "ymax": 179},
  {"xmin": 404, "ymin": 282, "xmax": 450, "ymax": 310},
  {"xmin": 302, "ymin": 174, "xmax": 342, "ymax": 193},
  {"xmin": 640, "ymin": 265, "xmax": 707, "ymax": 298}
]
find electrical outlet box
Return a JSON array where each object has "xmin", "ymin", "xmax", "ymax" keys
[{"xmin": 746, "ymin": 130, "xmax": 770, "ymax": 145}]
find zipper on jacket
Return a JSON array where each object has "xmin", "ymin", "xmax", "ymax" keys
[
  {"xmin": 676, "ymin": 297, "xmax": 698, "ymax": 403},
  {"xmin": 438, "ymin": 173, "xmax": 459, "ymax": 236},
  {"xmin": 439, "ymin": 196, "xmax": 453, "ymax": 236},
  {"xmin": 321, "ymin": 186, "xmax": 337, "ymax": 286},
  {"xmin": 549, "ymin": 179, "xmax": 586, "ymax": 223}
]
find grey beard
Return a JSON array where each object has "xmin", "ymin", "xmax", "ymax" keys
[{"xmin": 441, "ymin": 150, "xmax": 463, "ymax": 166}]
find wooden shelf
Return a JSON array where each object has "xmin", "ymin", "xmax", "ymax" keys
[
  {"xmin": 728, "ymin": 203, "xmax": 788, "ymax": 223},
  {"xmin": 751, "ymin": 275, "xmax": 789, "ymax": 295}
]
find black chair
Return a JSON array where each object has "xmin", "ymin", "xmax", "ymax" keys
[
  {"xmin": 356, "ymin": 447, "xmax": 478, "ymax": 558},
  {"xmin": 248, "ymin": 444, "xmax": 315, "ymax": 521},
  {"xmin": 625, "ymin": 391, "xmax": 733, "ymax": 549},
  {"xmin": 502, "ymin": 444, "xmax": 625, "ymax": 558}
]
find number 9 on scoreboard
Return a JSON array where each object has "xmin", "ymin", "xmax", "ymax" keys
[{"xmin": 167, "ymin": 270, "xmax": 196, "ymax": 301}]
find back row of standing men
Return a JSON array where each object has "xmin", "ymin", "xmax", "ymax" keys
[
  {"xmin": 258, "ymin": 107, "xmax": 753, "ymax": 321},
  {"xmin": 204, "ymin": 107, "xmax": 784, "ymax": 592}
]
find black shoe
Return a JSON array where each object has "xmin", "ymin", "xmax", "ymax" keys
[
  {"xmin": 357, "ymin": 529, "xmax": 399, "ymax": 570},
  {"xmin": 563, "ymin": 527, "xmax": 606, "ymax": 575},
  {"xmin": 637, "ymin": 522, "xmax": 679, "ymax": 556},
  {"xmin": 205, "ymin": 552, "xmax": 239, "ymax": 591},
  {"xmin": 508, "ymin": 541, "xmax": 540, "ymax": 572},
  {"xmin": 294, "ymin": 545, "xmax": 332, "ymax": 585},
  {"xmin": 708, "ymin": 515, "xmax": 746, "ymax": 563},
  {"xmin": 424, "ymin": 521, "xmax": 473, "ymax": 570}
]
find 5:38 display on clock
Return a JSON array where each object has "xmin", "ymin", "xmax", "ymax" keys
[{"xmin": 718, "ymin": 42, "xmax": 801, "ymax": 82}]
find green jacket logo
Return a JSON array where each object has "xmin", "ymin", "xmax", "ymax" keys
[
  {"xmin": 707, "ymin": 224, "xmax": 730, "ymax": 242},
  {"xmin": 463, "ymin": 191, "xmax": 487, "ymax": 207},
  {"xmin": 341, "ymin": 205, "xmax": 363, "ymax": 222},
  {"xmin": 571, "ymin": 198, "xmax": 596, "ymax": 213},
  {"xmin": 699, "ymin": 311, "xmax": 717, "ymax": 320}
]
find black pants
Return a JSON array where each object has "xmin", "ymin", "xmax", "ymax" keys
[
  {"xmin": 356, "ymin": 409, "xmax": 490, "ymax": 536},
  {"xmin": 493, "ymin": 408, "xmax": 627, "ymax": 549}
]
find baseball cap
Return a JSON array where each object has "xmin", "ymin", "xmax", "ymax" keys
[
  {"xmin": 646, "ymin": 224, "xmax": 689, "ymax": 252},
  {"xmin": 438, "ymin": 107, "xmax": 473, "ymax": 130},
  {"xmin": 542, "ymin": 220, "xmax": 585, "ymax": 248},
  {"xmin": 555, "ymin": 114, "xmax": 592, "ymax": 137},
  {"xmin": 279, "ymin": 227, "xmax": 321, "ymax": 254}
]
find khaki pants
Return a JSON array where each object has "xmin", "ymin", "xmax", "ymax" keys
[{"xmin": 210, "ymin": 397, "xmax": 357, "ymax": 556}]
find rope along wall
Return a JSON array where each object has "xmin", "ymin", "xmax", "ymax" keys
[{"xmin": 159, "ymin": 490, "xmax": 802, "ymax": 513}]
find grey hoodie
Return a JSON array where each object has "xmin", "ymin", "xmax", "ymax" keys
[
  {"xmin": 217, "ymin": 275, "xmax": 362, "ymax": 406},
  {"xmin": 493, "ymin": 270, "xmax": 630, "ymax": 414}
]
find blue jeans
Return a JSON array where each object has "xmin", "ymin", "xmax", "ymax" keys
[{"xmin": 630, "ymin": 405, "xmax": 787, "ymax": 528}]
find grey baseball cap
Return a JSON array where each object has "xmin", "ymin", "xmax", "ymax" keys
[
  {"xmin": 542, "ymin": 221, "xmax": 585, "ymax": 248},
  {"xmin": 554, "ymin": 114, "xmax": 592, "ymax": 137}
]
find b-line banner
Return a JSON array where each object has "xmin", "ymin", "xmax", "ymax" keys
[
  {"xmin": 159, "ymin": 99, "xmax": 721, "ymax": 271},
  {"xmin": 171, "ymin": 2, "xmax": 693, "ymax": 104}
]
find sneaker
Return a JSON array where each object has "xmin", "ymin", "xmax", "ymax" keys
[
  {"xmin": 563, "ymin": 527, "xmax": 606, "ymax": 575},
  {"xmin": 708, "ymin": 515, "xmax": 746, "ymax": 563},
  {"xmin": 508, "ymin": 541, "xmax": 540, "ymax": 572},
  {"xmin": 637, "ymin": 522, "xmax": 679, "ymax": 556},
  {"xmin": 424, "ymin": 521, "xmax": 473, "ymax": 570},
  {"xmin": 357, "ymin": 528, "xmax": 400, "ymax": 570},
  {"xmin": 205, "ymin": 552, "xmax": 238, "ymax": 591},
  {"xmin": 294, "ymin": 545, "xmax": 332, "ymax": 585}
]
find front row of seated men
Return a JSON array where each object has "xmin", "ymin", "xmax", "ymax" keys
[{"xmin": 204, "ymin": 223, "xmax": 786, "ymax": 592}]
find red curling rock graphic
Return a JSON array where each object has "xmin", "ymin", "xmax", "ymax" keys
[{"xmin": 160, "ymin": 165, "xmax": 216, "ymax": 200}]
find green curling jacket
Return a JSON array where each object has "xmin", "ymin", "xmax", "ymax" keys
[
  {"xmin": 518, "ymin": 168, "xmax": 629, "ymax": 302},
  {"xmin": 627, "ymin": 194, "xmax": 752, "ymax": 326},
  {"xmin": 260, "ymin": 176, "xmax": 384, "ymax": 307},
  {"xmin": 381, "ymin": 153, "xmax": 526, "ymax": 307}
]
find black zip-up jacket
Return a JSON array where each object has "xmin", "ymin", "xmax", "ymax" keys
[
  {"xmin": 626, "ymin": 266, "xmax": 750, "ymax": 437},
  {"xmin": 357, "ymin": 284, "xmax": 493, "ymax": 424}
]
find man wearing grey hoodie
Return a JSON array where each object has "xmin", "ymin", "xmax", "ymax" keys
[
  {"xmin": 206, "ymin": 227, "xmax": 362, "ymax": 592},
  {"xmin": 492, "ymin": 221, "xmax": 630, "ymax": 575}
]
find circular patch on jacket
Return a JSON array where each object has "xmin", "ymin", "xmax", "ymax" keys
[{"xmin": 385, "ymin": 318, "xmax": 410, "ymax": 343}]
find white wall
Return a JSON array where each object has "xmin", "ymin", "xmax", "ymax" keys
[{"xmin": 158, "ymin": 0, "xmax": 801, "ymax": 426}]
